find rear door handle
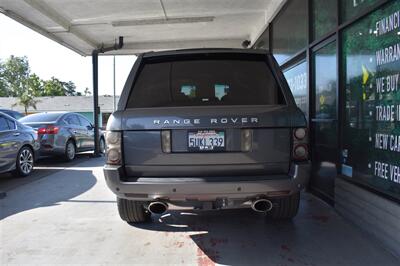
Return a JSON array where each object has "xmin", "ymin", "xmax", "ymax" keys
[{"xmin": 13, "ymin": 132, "xmax": 20, "ymax": 136}]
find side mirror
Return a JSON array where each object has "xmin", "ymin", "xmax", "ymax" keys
[{"xmin": 87, "ymin": 124, "xmax": 94, "ymax": 130}]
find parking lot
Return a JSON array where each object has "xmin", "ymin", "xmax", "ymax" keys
[{"xmin": 0, "ymin": 156, "xmax": 398, "ymax": 266}]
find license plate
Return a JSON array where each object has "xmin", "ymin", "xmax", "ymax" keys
[{"xmin": 188, "ymin": 130, "xmax": 225, "ymax": 151}]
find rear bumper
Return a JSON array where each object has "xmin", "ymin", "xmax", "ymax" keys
[
  {"xmin": 103, "ymin": 162, "xmax": 310, "ymax": 201},
  {"xmin": 39, "ymin": 141, "xmax": 65, "ymax": 156}
]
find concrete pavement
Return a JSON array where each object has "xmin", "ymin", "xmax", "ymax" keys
[
  {"xmin": 1, "ymin": 157, "xmax": 398, "ymax": 265},
  {"xmin": 0, "ymin": 154, "xmax": 92, "ymax": 193}
]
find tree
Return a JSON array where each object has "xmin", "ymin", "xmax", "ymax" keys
[
  {"xmin": 84, "ymin": 87, "xmax": 91, "ymax": 96},
  {"xmin": 62, "ymin": 80, "xmax": 79, "ymax": 96},
  {"xmin": 0, "ymin": 60, "xmax": 8, "ymax": 97},
  {"xmin": 0, "ymin": 55, "xmax": 85, "ymax": 98},
  {"xmin": 28, "ymin": 73, "xmax": 43, "ymax": 97},
  {"xmin": 42, "ymin": 77, "xmax": 65, "ymax": 96},
  {"xmin": 13, "ymin": 91, "xmax": 39, "ymax": 115},
  {"xmin": 1, "ymin": 56, "xmax": 30, "ymax": 97}
]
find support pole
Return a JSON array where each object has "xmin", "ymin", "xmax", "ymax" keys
[
  {"xmin": 91, "ymin": 36, "xmax": 123, "ymax": 157},
  {"xmin": 92, "ymin": 50, "xmax": 100, "ymax": 157},
  {"xmin": 113, "ymin": 55, "xmax": 116, "ymax": 111}
]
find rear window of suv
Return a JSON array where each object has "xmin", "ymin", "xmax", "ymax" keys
[{"xmin": 126, "ymin": 55, "xmax": 285, "ymax": 108}]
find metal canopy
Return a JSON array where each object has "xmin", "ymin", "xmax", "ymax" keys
[{"xmin": 0, "ymin": 0, "xmax": 285, "ymax": 56}]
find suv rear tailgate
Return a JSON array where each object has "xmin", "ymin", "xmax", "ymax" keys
[{"xmin": 121, "ymin": 106, "xmax": 300, "ymax": 177}]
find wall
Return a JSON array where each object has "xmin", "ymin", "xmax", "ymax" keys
[{"xmin": 335, "ymin": 178, "xmax": 400, "ymax": 257}]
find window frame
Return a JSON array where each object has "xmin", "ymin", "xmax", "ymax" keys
[
  {"xmin": 0, "ymin": 115, "xmax": 17, "ymax": 132},
  {"xmin": 77, "ymin": 115, "xmax": 92, "ymax": 129},
  {"xmin": 64, "ymin": 114, "xmax": 81, "ymax": 126}
]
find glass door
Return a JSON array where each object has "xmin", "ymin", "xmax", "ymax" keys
[{"xmin": 310, "ymin": 40, "xmax": 338, "ymax": 202}]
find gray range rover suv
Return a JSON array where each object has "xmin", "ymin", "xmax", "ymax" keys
[{"xmin": 104, "ymin": 49, "xmax": 310, "ymax": 223}]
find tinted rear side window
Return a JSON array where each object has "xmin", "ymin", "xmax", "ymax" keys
[
  {"xmin": 127, "ymin": 57, "xmax": 284, "ymax": 108},
  {"xmin": 6, "ymin": 119, "xmax": 16, "ymax": 130},
  {"xmin": 65, "ymin": 115, "xmax": 81, "ymax": 126},
  {"xmin": 0, "ymin": 117, "xmax": 9, "ymax": 131}
]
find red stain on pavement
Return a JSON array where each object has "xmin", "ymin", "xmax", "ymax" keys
[
  {"xmin": 281, "ymin": 244, "xmax": 291, "ymax": 252},
  {"xmin": 174, "ymin": 241, "xmax": 185, "ymax": 248},
  {"xmin": 197, "ymin": 248, "xmax": 217, "ymax": 266}
]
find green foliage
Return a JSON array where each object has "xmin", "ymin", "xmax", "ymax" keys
[
  {"xmin": 1, "ymin": 56, "xmax": 30, "ymax": 97},
  {"xmin": 28, "ymin": 73, "xmax": 43, "ymax": 97},
  {"xmin": 42, "ymin": 77, "xmax": 66, "ymax": 96},
  {"xmin": 312, "ymin": 0, "xmax": 337, "ymax": 40},
  {"xmin": 0, "ymin": 55, "xmax": 84, "ymax": 98},
  {"xmin": 12, "ymin": 91, "xmax": 39, "ymax": 115},
  {"xmin": 62, "ymin": 80, "xmax": 83, "ymax": 96},
  {"xmin": 0, "ymin": 55, "xmax": 86, "ymax": 114},
  {"xmin": 84, "ymin": 87, "xmax": 91, "ymax": 96},
  {"xmin": 0, "ymin": 60, "xmax": 7, "ymax": 97},
  {"xmin": 341, "ymin": 0, "xmax": 382, "ymax": 22}
]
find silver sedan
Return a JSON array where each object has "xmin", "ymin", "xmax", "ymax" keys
[
  {"xmin": 19, "ymin": 112, "xmax": 105, "ymax": 161},
  {"xmin": 0, "ymin": 112, "xmax": 40, "ymax": 177}
]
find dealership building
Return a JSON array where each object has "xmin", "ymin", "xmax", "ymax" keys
[
  {"xmin": 1, "ymin": 0, "xmax": 399, "ymax": 258},
  {"xmin": 253, "ymin": 0, "xmax": 400, "ymax": 256}
]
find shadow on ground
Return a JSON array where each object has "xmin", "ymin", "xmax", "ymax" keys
[
  {"xmin": 0, "ymin": 153, "xmax": 97, "ymax": 192},
  {"xmin": 0, "ymin": 155, "xmax": 101, "ymax": 220},
  {"xmin": 133, "ymin": 208, "xmax": 303, "ymax": 265},
  {"xmin": 130, "ymin": 194, "xmax": 397, "ymax": 266}
]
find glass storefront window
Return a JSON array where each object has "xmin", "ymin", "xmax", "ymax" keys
[
  {"xmin": 341, "ymin": 0, "xmax": 400, "ymax": 200},
  {"xmin": 272, "ymin": 0, "xmax": 307, "ymax": 65},
  {"xmin": 312, "ymin": 0, "xmax": 337, "ymax": 41},
  {"xmin": 314, "ymin": 42, "xmax": 337, "ymax": 120},
  {"xmin": 311, "ymin": 41, "xmax": 338, "ymax": 200},
  {"xmin": 284, "ymin": 60, "xmax": 308, "ymax": 118},
  {"xmin": 340, "ymin": 0, "xmax": 384, "ymax": 22},
  {"xmin": 253, "ymin": 27, "xmax": 269, "ymax": 50}
]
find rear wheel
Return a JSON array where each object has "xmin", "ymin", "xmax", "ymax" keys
[
  {"xmin": 268, "ymin": 192, "xmax": 300, "ymax": 219},
  {"xmin": 64, "ymin": 140, "xmax": 76, "ymax": 161},
  {"xmin": 99, "ymin": 137, "xmax": 106, "ymax": 154},
  {"xmin": 117, "ymin": 198, "xmax": 151, "ymax": 223},
  {"xmin": 12, "ymin": 146, "xmax": 34, "ymax": 177}
]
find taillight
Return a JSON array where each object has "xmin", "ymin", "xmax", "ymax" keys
[
  {"xmin": 38, "ymin": 126, "xmax": 59, "ymax": 135},
  {"xmin": 241, "ymin": 129, "xmax": 253, "ymax": 152},
  {"xmin": 38, "ymin": 128, "xmax": 47, "ymax": 134},
  {"xmin": 106, "ymin": 131, "xmax": 121, "ymax": 165},
  {"xmin": 294, "ymin": 128, "xmax": 306, "ymax": 140},
  {"xmin": 161, "ymin": 130, "xmax": 171, "ymax": 153},
  {"xmin": 292, "ymin": 128, "xmax": 308, "ymax": 161}
]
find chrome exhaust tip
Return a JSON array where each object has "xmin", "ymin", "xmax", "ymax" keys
[
  {"xmin": 148, "ymin": 201, "xmax": 168, "ymax": 214},
  {"xmin": 251, "ymin": 199, "xmax": 273, "ymax": 213}
]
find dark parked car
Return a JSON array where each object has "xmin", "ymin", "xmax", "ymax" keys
[
  {"xmin": 0, "ymin": 112, "xmax": 39, "ymax": 177},
  {"xmin": 104, "ymin": 49, "xmax": 310, "ymax": 223},
  {"xmin": 19, "ymin": 112, "xmax": 105, "ymax": 161},
  {"xmin": 0, "ymin": 109, "xmax": 24, "ymax": 120}
]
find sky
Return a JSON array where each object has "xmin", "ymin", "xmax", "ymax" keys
[{"xmin": 0, "ymin": 14, "xmax": 136, "ymax": 96}]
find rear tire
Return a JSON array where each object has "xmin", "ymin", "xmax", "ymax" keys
[
  {"xmin": 117, "ymin": 198, "xmax": 151, "ymax": 223},
  {"xmin": 268, "ymin": 192, "xmax": 300, "ymax": 219},
  {"xmin": 64, "ymin": 140, "xmax": 76, "ymax": 162},
  {"xmin": 12, "ymin": 146, "xmax": 34, "ymax": 177},
  {"xmin": 99, "ymin": 137, "xmax": 106, "ymax": 154}
]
